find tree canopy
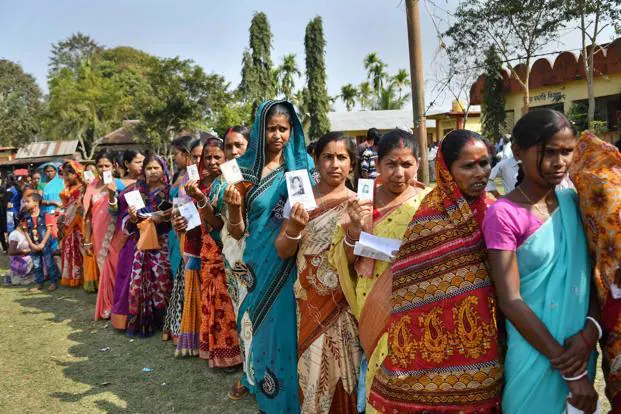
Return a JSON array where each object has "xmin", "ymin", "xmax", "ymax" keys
[
  {"xmin": 48, "ymin": 32, "xmax": 103, "ymax": 77},
  {"xmin": 304, "ymin": 17, "xmax": 331, "ymax": 141}
]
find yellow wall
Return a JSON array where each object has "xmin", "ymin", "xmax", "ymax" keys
[
  {"xmin": 428, "ymin": 116, "xmax": 482, "ymax": 143},
  {"xmin": 504, "ymin": 72, "xmax": 621, "ymax": 125}
]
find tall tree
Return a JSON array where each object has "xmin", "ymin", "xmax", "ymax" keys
[
  {"xmin": 48, "ymin": 32, "xmax": 103, "ymax": 77},
  {"xmin": 392, "ymin": 69, "xmax": 411, "ymax": 100},
  {"xmin": 481, "ymin": 46, "xmax": 507, "ymax": 143},
  {"xmin": 357, "ymin": 81, "xmax": 373, "ymax": 110},
  {"xmin": 238, "ymin": 12, "xmax": 277, "ymax": 115},
  {"xmin": 292, "ymin": 88, "xmax": 311, "ymax": 129},
  {"xmin": 445, "ymin": 0, "xmax": 567, "ymax": 114},
  {"xmin": 339, "ymin": 83, "xmax": 358, "ymax": 111},
  {"xmin": 0, "ymin": 60, "xmax": 43, "ymax": 146},
  {"xmin": 564, "ymin": 0, "xmax": 621, "ymax": 123},
  {"xmin": 276, "ymin": 53, "xmax": 301, "ymax": 100},
  {"xmin": 304, "ymin": 17, "xmax": 331, "ymax": 141},
  {"xmin": 364, "ymin": 52, "xmax": 388, "ymax": 107},
  {"xmin": 377, "ymin": 83, "xmax": 409, "ymax": 110}
]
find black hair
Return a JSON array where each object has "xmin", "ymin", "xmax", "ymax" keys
[
  {"xmin": 306, "ymin": 142, "xmax": 316, "ymax": 156},
  {"xmin": 512, "ymin": 108, "xmax": 577, "ymax": 186},
  {"xmin": 314, "ymin": 131, "xmax": 356, "ymax": 166},
  {"xmin": 266, "ymin": 103, "xmax": 293, "ymax": 125},
  {"xmin": 190, "ymin": 139, "xmax": 204, "ymax": 152},
  {"xmin": 142, "ymin": 152, "xmax": 160, "ymax": 172},
  {"xmin": 122, "ymin": 150, "xmax": 143, "ymax": 172},
  {"xmin": 378, "ymin": 128, "xmax": 420, "ymax": 161},
  {"xmin": 226, "ymin": 125, "xmax": 250, "ymax": 141},
  {"xmin": 440, "ymin": 129, "xmax": 487, "ymax": 170},
  {"xmin": 204, "ymin": 136, "xmax": 224, "ymax": 150},
  {"xmin": 367, "ymin": 128, "xmax": 381, "ymax": 145},
  {"xmin": 171, "ymin": 135, "xmax": 194, "ymax": 154},
  {"xmin": 95, "ymin": 149, "xmax": 116, "ymax": 164},
  {"xmin": 62, "ymin": 161, "xmax": 76, "ymax": 175}
]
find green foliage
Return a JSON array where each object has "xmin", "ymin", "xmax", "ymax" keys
[
  {"xmin": 304, "ymin": 17, "xmax": 331, "ymax": 141},
  {"xmin": 567, "ymin": 102, "xmax": 589, "ymax": 132},
  {"xmin": 339, "ymin": 83, "xmax": 357, "ymax": 111},
  {"xmin": 392, "ymin": 69, "xmax": 411, "ymax": 100},
  {"xmin": 292, "ymin": 88, "xmax": 311, "ymax": 130},
  {"xmin": 0, "ymin": 60, "xmax": 42, "ymax": 146},
  {"xmin": 481, "ymin": 46, "xmax": 507, "ymax": 143},
  {"xmin": 364, "ymin": 53, "xmax": 388, "ymax": 106},
  {"xmin": 357, "ymin": 82, "xmax": 373, "ymax": 110},
  {"xmin": 276, "ymin": 53, "xmax": 301, "ymax": 101},
  {"xmin": 377, "ymin": 83, "xmax": 409, "ymax": 110},
  {"xmin": 48, "ymin": 32, "xmax": 103, "ymax": 77},
  {"xmin": 238, "ymin": 12, "xmax": 277, "ymax": 115}
]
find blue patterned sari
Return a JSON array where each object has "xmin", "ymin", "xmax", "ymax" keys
[
  {"xmin": 503, "ymin": 190, "xmax": 594, "ymax": 413},
  {"xmin": 236, "ymin": 100, "xmax": 314, "ymax": 414}
]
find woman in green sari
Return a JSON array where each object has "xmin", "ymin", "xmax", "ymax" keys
[
  {"xmin": 483, "ymin": 109, "xmax": 599, "ymax": 413},
  {"xmin": 224, "ymin": 100, "xmax": 313, "ymax": 413}
]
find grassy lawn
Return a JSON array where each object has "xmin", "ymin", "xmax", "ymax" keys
[
  {"xmin": 0, "ymin": 255, "xmax": 257, "ymax": 414},
  {"xmin": 0, "ymin": 252, "xmax": 611, "ymax": 413}
]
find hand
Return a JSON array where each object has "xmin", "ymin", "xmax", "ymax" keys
[
  {"xmin": 551, "ymin": 325, "xmax": 598, "ymax": 376},
  {"xmin": 287, "ymin": 203, "xmax": 309, "ymax": 235},
  {"xmin": 54, "ymin": 200, "xmax": 63, "ymax": 208},
  {"xmin": 224, "ymin": 185, "xmax": 242, "ymax": 208},
  {"xmin": 152, "ymin": 208, "xmax": 172, "ymax": 224},
  {"xmin": 185, "ymin": 180, "xmax": 203, "ymax": 202},
  {"xmin": 567, "ymin": 377, "xmax": 598, "ymax": 414},
  {"xmin": 106, "ymin": 181, "xmax": 117, "ymax": 198},
  {"xmin": 128, "ymin": 206, "xmax": 138, "ymax": 223},
  {"xmin": 83, "ymin": 243, "xmax": 93, "ymax": 256},
  {"xmin": 33, "ymin": 244, "xmax": 44, "ymax": 253},
  {"xmin": 172, "ymin": 214, "xmax": 188, "ymax": 233},
  {"xmin": 346, "ymin": 197, "xmax": 373, "ymax": 240}
]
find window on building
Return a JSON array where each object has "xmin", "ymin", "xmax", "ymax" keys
[{"xmin": 571, "ymin": 95, "xmax": 619, "ymax": 131}]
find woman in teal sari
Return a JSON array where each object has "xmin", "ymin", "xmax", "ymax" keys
[
  {"xmin": 483, "ymin": 109, "xmax": 599, "ymax": 413},
  {"xmin": 224, "ymin": 100, "xmax": 313, "ymax": 413}
]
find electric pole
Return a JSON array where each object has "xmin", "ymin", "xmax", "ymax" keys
[{"xmin": 406, "ymin": 0, "xmax": 429, "ymax": 184}]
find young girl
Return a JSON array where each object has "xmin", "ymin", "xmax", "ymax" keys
[
  {"xmin": 58, "ymin": 161, "xmax": 86, "ymax": 288},
  {"xmin": 276, "ymin": 131, "xmax": 362, "ymax": 414},
  {"xmin": 124, "ymin": 153, "xmax": 173, "ymax": 337},
  {"xmin": 224, "ymin": 101, "xmax": 313, "ymax": 413},
  {"xmin": 329, "ymin": 129, "xmax": 431, "ymax": 413},
  {"xmin": 7, "ymin": 212, "xmax": 33, "ymax": 286},
  {"xmin": 483, "ymin": 109, "xmax": 598, "ymax": 413}
]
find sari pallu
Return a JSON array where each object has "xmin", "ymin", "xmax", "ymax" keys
[
  {"xmin": 328, "ymin": 187, "xmax": 430, "ymax": 414},
  {"xmin": 501, "ymin": 190, "xmax": 593, "ymax": 413},
  {"xmin": 84, "ymin": 178, "xmax": 128, "ymax": 319},
  {"xmin": 197, "ymin": 178, "xmax": 241, "ymax": 367},
  {"xmin": 570, "ymin": 131, "xmax": 621, "ymax": 407},
  {"xmin": 296, "ymin": 198, "xmax": 362, "ymax": 414},
  {"xmin": 111, "ymin": 184, "xmax": 138, "ymax": 330},
  {"xmin": 235, "ymin": 100, "xmax": 314, "ymax": 414},
  {"xmin": 369, "ymin": 147, "xmax": 502, "ymax": 413}
]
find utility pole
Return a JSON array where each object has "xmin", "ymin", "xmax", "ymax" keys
[{"xmin": 406, "ymin": 0, "xmax": 429, "ymax": 184}]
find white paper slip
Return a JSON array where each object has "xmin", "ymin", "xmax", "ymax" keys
[
  {"xmin": 187, "ymin": 164, "xmax": 200, "ymax": 182},
  {"xmin": 353, "ymin": 242, "xmax": 393, "ymax": 262},
  {"xmin": 285, "ymin": 170, "xmax": 317, "ymax": 211},
  {"xmin": 220, "ymin": 159, "xmax": 244, "ymax": 185},
  {"xmin": 178, "ymin": 201, "xmax": 201, "ymax": 231},
  {"xmin": 566, "ymin": 395, "xmax": 600, "ymax": 414},
  {"xmin": 612, "ymin": 283, "xmax": 621, "ymax": 300},
  {"xmin": 83, "ymin": 170, "xmax": 95, "ymax": 183},
  {"xmin": 357, "ymin": 179, "xmax": 374, "ymax": 201},
  {"xmin": 103, "ymin": 170, "xmax": 113, "ymax": 185},
  {"xmin": 282, "ymin": 199, "xmax": 292, "ymax": 219},
  {"xmin": 124, "ymin": 190, "xmax": 145, "ymax": 210},
  {"xmin": 353, "ymin": 231, "xmax": 402, "ymax": 262}
]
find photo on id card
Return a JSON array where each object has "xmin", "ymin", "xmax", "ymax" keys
[{"xmin": 285, "ymin": 170, "xmax": 316, "ymax": 210}]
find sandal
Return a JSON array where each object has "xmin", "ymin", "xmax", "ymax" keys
[
  {"xmin": 227, "ymin": 379, "xmax": 249, "ymax": 401},
  {"xmin": 48, "ymin": 283, "xmax": 57, "ymax": 292}
]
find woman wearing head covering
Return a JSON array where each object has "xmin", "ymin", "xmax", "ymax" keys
[
  {"xmin": 329, "ymin": 130, "xmax": 431, "ymax": 413},
  {"xmin": 571, "ymin": 130, "xmax": 621, "ymax": 410},
  {"xmin": 162, "ymin": 135, "xmax": 194, "ymax": 343},
  {"xmin": 222, "ymin": 100, "xmax": 313, "ymax": 413},
  {"xmin": 123, "ymin": 153, "xmax": 173, "ymax": 337},
  {"xmin": 369, "ymin": 130, "xmax": 503, "ymax": 413},
  {"xmin": 58, "ymin": 161, "xmax": 86, "ymax": 288}
]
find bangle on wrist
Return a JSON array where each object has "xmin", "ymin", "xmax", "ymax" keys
[
  {"xmin": 108, "ymin": 197, "xmax": 118, "ymax": 206},
  {"xmin": 346, "ymin": 229, "xmax": 359, "ymax": 242},
  {"xmin": 197, "ymin": 196, "xmax": 209, "ymax": 209},
  {"xmin": 284, "ymin": 230, "xmax": 301, "ymax": 240},
  {"xmin": 586, "ymin": 316, "xmax": 603, "ymax": 340},
  {"xmin": 562, "ymin": 370, "xmax": 588, "ymax": 381},
  {"xmin": 228, "ymin": 218, "xmax": 243, "ymax": 227},
  {"xmin": 343, "ymin": 236, "xmax": 356, "ymax": 248}
]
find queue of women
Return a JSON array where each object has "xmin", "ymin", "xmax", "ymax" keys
[{"xmin": 30, "ymin": 98, "xmax": 621, "ymax": 413}]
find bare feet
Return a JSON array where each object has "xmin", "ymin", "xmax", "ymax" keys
[
  {"xmin": 48, "ymin": 283, "xmax": 57, "ymax": 292},
  {"xmin": 30, "ymin": 284, "xmax": 44, "ymax": 292}
]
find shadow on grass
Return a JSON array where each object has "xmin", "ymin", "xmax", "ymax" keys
[{"xmin": 13, "ymin": 285, "xmax": 258, "ymax": 413}]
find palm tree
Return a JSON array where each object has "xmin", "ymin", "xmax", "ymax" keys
[
  {"xmin": 377, "ymin": 83, "xmax": 410, "ymax": 110},
  {"xmin": 392, "ymin": 69, "xmax": 410, "ymax": 100},
  {"xmin": 357, "ymin": 82, "xmax": 373, "ymax": 110},
  {"xmin": 363, "ymin": 52, "xmax": 388, "ymax": 104},
  {"xmin": 292, "ymin": 88, "xmax": 310, "ymax": 129},
  {"xmin": 339, "ymin": 83, "xmax": 357, "ymax": 111},
  {"xmin": 276, "ymin": 53, "xmax": 301, "ymax": 100}
]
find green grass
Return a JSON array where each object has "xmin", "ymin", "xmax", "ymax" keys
[
  {"xmin": 0, "ymin": 254, "xmax": 611, "ymax": 413},
  {"xmin": 0, "ymin": 255, "xmax": 257, "ymax": 414}
]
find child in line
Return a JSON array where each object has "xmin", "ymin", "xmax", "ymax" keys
[
  {"xmin": 5, "ymin": 210, "xmax": 34, "ymax": 286},
  {"xmin": 20, "ymin": 189, "xmax": 61, "ymax": 292}
]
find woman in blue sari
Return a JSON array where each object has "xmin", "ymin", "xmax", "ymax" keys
[
  {"xmin": 483, "ymin": 109, "xmax": 599, "ymax": 413},
  {"xmin": 224, "ymin": 100, "xmax": 313, "ymax": 413}
]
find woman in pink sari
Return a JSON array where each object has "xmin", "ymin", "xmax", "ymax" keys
[{"xmin": 84, "ymin": 150, "xmax": 130, "ymax": 320}]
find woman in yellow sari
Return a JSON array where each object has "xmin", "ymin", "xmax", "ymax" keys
[{"xmin": 328, "ymin": 129, "xmax": 430, "ymax": 413}]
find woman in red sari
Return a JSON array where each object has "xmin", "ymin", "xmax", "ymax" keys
[{"xmin": 58, "ymin": 161, "xmax": 86, "ymax": 288}]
